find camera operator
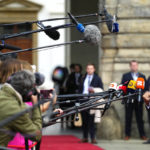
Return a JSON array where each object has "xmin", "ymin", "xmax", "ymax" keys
[{"xmin": 0, "ymin": 70, "xmax": 42, "ymax": 147}]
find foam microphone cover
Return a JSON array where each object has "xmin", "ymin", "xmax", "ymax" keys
[
  {"xmin": 84, "ymin": 25, "xmax": 101, "ymax": 45},
  {"xmin": 45, "ymin": 25, "xmax": 60, "ymax": 40},
  {"xmin": 35, "ymin": 72, "xmax": 45, "ymax": 86}
]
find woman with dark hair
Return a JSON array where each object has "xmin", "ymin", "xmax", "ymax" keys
[{"xmin": 0, "ymin": 70, "xmax": 42, "ymax": 147}]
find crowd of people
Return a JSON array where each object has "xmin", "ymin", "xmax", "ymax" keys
[{"xmin": 0, "ymin": 56, "xmax": 150, "ymax": 149}]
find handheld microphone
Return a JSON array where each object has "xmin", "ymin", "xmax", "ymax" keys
[
  {"xmin": 37, "ymin": 22, "xmax": 60, "ymax": 40},
  {"xmin": 136, "ymin": 77, "xmax": 145, "ymax": 102},
  {"xmin": 0, "ymin": 41, "xmax": 21, "ymax": 50},
  {"xmin": 108, "ymin": 82, "xmax": 118, "ymax": 91},
  {"xmin": 84, "ymin": 24, "xmax": 101, "ymax": 45},
  {"xmin": 102, "ymin": 82, "xmax": 117, "ymax": 116},
  {"xmin": 127, "ymin": 80, "xmax": 136, "ymax": 93},
  {"xmin": 103, "ymin": 8, "xmax": 119, "ymax": 33},
  {"xmin": 116, "ymin": 84, "xmax": 127, "ymax": 98},
  {"xmin": 126, "ymin": 80, "xmax": 136, "ymax": 103},
  {"xmin": 68, "ymin": 12, "xmax": 85, "ymax": 33}
]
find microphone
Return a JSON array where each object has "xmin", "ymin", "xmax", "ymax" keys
[
  {"xmin": 102, "ymin": 82, "xmax": 117, "ymax": 116},
  {"xmin": 103, "ymin": 8, "xmax": 119, "ymax": 33},
  {"xmin": 127, "ymin": 80, "xmax": 136, "ymax": 93},
  {"xmin": 136, "ymin": 77, "xmax": 145, "ymax": 102},
  {"xmin": 126, "ymin": 80, "xmax": 136, "ymax": 103},
  {"xmin": 34, "ymin": 72, "xmax": 45, "ymax": 86},
  {"xmin": 108, "ymin": 82, "xmax": 118, "ymax": 91},
  {"xmin": 68, "ymin": 12, "xmax": 85, "ymax": 33},
  {"xmin": 116, "ymin": 84, "xmax": 127, "ymax": 98},
  {"xmin": 83, "ymin": 24, "xmax": 101, "ymax": 45},
  {"xmin": 37, "ymin": 21, "xmax": 60, "ymax": 40},
  {"xmin": 0, "ymin": 41, "xmax": 21, "ymax": 50}
]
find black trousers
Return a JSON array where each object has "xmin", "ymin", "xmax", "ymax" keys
[
  {"xmin": 125, "ymin": 100, "xmax": 145, "ymax": 137},
  {"xmin": 81, "ymin": 110, "xmax": 96, "ymax": 140}
]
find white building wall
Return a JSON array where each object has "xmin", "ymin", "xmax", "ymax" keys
[{"xmin": 29, "ymin": 0, "xmax": 65, "ymax": 89}]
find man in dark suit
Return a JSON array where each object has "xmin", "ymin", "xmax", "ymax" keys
[
  {"xmin": 121, "ymin": 60, "xmax": 147, "ymax": 140},
  {"xmin": 66, "ymin": 64, "xmax": 82, "ymax": 94},
  {"xmin": 79, "ymin": 63, "xmax": 103, "ymax": 144}
]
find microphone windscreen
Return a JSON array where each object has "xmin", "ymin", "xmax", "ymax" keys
[
  {"xmin": 45, "ymin": 26, "xmax": 60, "ymax": 40},
  {"xmin": 35, "ymin": 72, "xmax": 45, "ymax": 86},
  {"xmin": 136, "ymin": 77, "xmax": 145, "ymax": 89},
  {"xmin": 84, "ymin": 25, "xmax": 101, "ymax": 45}
]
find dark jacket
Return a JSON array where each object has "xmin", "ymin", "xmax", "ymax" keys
[
  {"xmin": 66, "ymin": 72, "xmax": 82, "ymax": 94},
  {"xmin": 79, "ymin": 73, "xmax": 103, "ymax": 93},
  {"xmin": 121, "ymin": 72, "xmax": 146, "ymax": 85},
  {"xmin": 121, "ymin": 72, "xmax": 146, "ymax": 91},
  {"xmin": 121, "ymin": 72, "xmax": 146, "ymax": 102}
]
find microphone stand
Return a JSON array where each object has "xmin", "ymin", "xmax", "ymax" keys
[
  {"xmin": 0, "ymin": 10, "xmax": 109, "ymax": 27},
  {"xmin": 0, "ymin": 19, "xmax": 112, "ymax": 40},
  {"xmin": 44, "ymin": 93, "xmax": 138, "ymax": 127}
]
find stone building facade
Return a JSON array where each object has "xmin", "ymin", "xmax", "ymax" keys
[{"xmin": 98, "ymin": 0, "xmax": 150, "ymax": 139}]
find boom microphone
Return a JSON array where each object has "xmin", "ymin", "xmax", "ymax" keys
[
  {"xmin": 102, "ymin": 82, "xmax": 117, "ymax": 116},
  {"xmin": 37, "ymin": 21, "xmax": 60, "ymax": 40},
  {"xmin": 84, "ymin": 25, "xmax": 101, "ymax": 45},
  {"xmin": 68, "ymin": 12, "xmax": 85, "ymax": 33},
  {"xmin": 103, "ymin": 8, "xmax": 119, "ymax": 33},
  {"xmin": 136, "ymin": 77, "xmax": 145, "ymax": 102},
  {"xmin": 0, "ymin": 42, "xmax": 21, "ymax": 50}
]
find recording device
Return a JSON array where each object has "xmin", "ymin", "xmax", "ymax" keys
[
  {"xmin": 40, "ymin": 89, "xmax": 53, "ymax": 99},
  {"xmin": 116, "ymin": 84, "xmax": 127, "ymax": 98},
  {"xmin": 23, "ymin": 72, "xmax": 45, "ymax": 102},
  {"xmin": 0, "ymin": 41, "xmax": 19, "ymax": 61},
  {"xmin": 126, "ymin": 80, "xmax": 137, "ymax": 103},
  {"xmin": 102, "ymin": 8, "xmax": 119, "ymax": 33},
  {"xmin": 136, "ymin": 77, "xmax": 145, "ymax": 102},
  {"xmin": 52, "ymin": 66, "xmax": 68, "ymax": 85},
  {"xmin": 68, "ymin": 12, "xmax": 85, "ymax": 33},
  {"xmin": 0, "ymin": 40, "xmax": 21, "ymax": 51},
  {"xmin": 102, "ymin": 83, "xmax": 117, "ymax": 116},
  {"xmin": 37, "ymin": 21, "xmax": 60, "ymax": 40},
  {"xmin": 84, "ymin": 24, "xmax": 101, "ymax": 45},
  {"xmin": 127, "ymin": 80, "xmax": 136, "ymax": 93}
]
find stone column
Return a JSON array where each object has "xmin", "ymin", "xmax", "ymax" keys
[{"xmin": 97, "ymin": 0, "xmax": 150, "ymax": 139}]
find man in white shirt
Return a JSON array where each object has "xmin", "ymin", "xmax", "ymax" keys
[{"xmin": 79, "ymin": 63, "xmax": 103, "ymax": 144}]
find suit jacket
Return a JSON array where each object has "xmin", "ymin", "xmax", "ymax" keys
[
  {"xmin": 66, "ymin": 72, "xmax": 82, "ymax": 94},
  {"xmin": 79, "ymin": 73, "xmax": 103, "ymax": 93},
  {"xmin": 121, "ymin": 71, "xmax": 146, "ymax": 103}
]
